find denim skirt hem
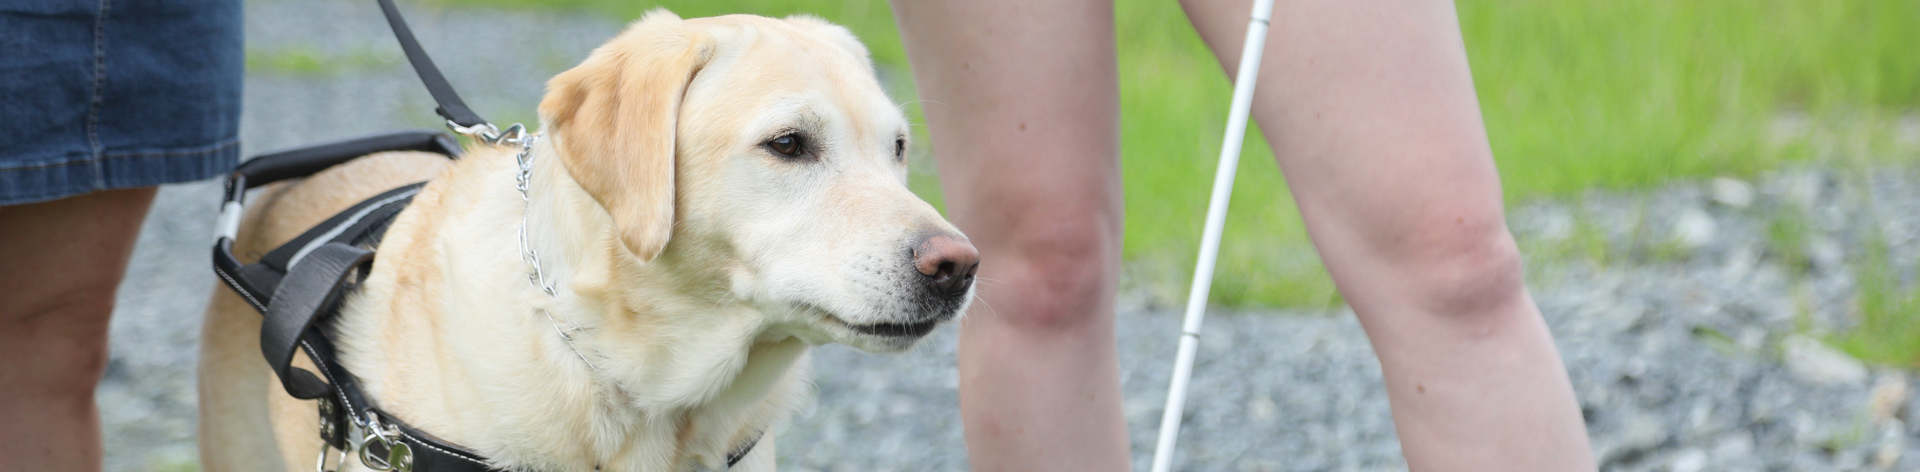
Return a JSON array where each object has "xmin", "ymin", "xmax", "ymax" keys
[
  {"xmin": 0, "ymin": 137, "xmax": 239, "ymax": 205},
  {"xmin": 0, "ymin": 0, "xmax": 244, "ymax": 205}
]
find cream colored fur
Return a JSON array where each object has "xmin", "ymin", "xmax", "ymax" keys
[{"xmin": 199, "ymin": 11, "xmax": 966, "ymax": 472}]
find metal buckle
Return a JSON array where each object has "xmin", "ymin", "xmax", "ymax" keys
[
  {"xmin": 446, "ymin": 120, "xmax": 500, "ymax": 142},
  {"xmin": 357, "ymin": 412, "xmax": 415, "ymax": 472},
  {"xmin": 447, "ymin": 120, "xmax": 530, "ymax": 147},
  {"xmin": 494, "ymin": 123, "xmax": 529, "ymax": 146}
]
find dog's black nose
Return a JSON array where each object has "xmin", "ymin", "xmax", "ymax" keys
[{"xmin": 913, "ymin": 234, "xmax": 979, "ymax": 296}]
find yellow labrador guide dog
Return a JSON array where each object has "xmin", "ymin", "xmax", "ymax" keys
[{"xmin": 199, "ymin": 11, "xmax": 977, "ymax": 471}]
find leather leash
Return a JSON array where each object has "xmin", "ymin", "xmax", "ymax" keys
[{"xmin": 375, "ymin": 0, "xmax": 489, "ymax": 132}]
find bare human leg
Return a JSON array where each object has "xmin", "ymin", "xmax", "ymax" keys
[
  {"xmin": 1177, "ymin": 0, "xmax": 1596, "ymax": 470},
  {"xmin": 889, "ymin": 1, "xmax": 1133, "ymax": 470},
  {"xmin": 0, "ymin": 188, "xmax": 157, "ymax": 472}
]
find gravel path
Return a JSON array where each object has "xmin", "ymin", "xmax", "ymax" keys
[{"xmin": 99, "ymin": 1, "xmax": 1920, "ymax": 470}]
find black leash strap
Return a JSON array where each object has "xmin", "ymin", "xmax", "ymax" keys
[{"xmin": 375, "ymin": 0, "xmax": 489, "ymax": 129}]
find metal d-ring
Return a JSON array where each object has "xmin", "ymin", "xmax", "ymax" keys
[
  {"xmin": 354, "ymin": 411, "xmax": 416, "ymax": 472},
  {"xmin": 359, "ymin": 439, "xmax": 414, "ymax": 472},
  {"xmin": 315, "ymin": 442, "xmax": 349, "ymax": 472},
  {"xmin": 386, "ymin": 441, "xmax": 414, "ymax": 472},
  {"xmin": 359, "ymin": 434, "xmax": 393, "ymax": 471}
]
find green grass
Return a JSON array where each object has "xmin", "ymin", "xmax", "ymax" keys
[
  {"xmin": 420, "ymin": 0, "xmax": 910, "ymax": 67},
  {"xmin": 1464, "ymin": 0, "xmax": 1920, "ymax": 197},
  {"xmin": 1837, "ymin": 234, "xmax": 1920, "ymax": 368},
  {"xmin": 246, "ymin": 47, "xmax": 336, "ymax": 75},
  {"xmin": 1831, "ymin": 172, "xmax": 1920, "ymax": 368},
  {"xmin": 147, "ymin": 455, "xmax": 200, "ymax": 472},
  {"xmin": 245, "ymin": 46, "xmax": 392, "ymax": 76},
  {"xmin": 1765, "ymin": 205, "xmax": 1815, "ymax": 278},
  {"xmin": 1827, "ymin": 241, "xmax": 1920, "ymax": 370},
  {"xmin": 432, "ymin": 0, "xmax": 1920, "ymax": 308}
]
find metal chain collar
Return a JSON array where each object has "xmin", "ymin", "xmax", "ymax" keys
[
  {"xmin": 496, "ymin": 125, "xmax": 601, "ymax": 371},
  {"xmin": 311, "ymin": 123, "xmax": 602, "ymax": 472}
]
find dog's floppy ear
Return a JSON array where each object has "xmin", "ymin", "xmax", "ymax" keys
[{"xmin": 539, "ymin": 10, "xmax": 714, "ymax": 263}]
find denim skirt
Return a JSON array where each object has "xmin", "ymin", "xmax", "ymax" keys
[{"xmin": 0, "ymin": 0, "xmax": 243, "ymax": 205}]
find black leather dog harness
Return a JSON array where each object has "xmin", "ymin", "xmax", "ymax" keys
[
  {"xmin": 208, "ymin": 0, "xmax": 760, "ymax": 469},
  {"xmin": 214, "ymin": 136, "xmax": 761, "ymax": 472}
]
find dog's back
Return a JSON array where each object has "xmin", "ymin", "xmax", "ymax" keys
[{"xmin": 197, "ymin": 151, "xmax": 451, "ymax": 472}]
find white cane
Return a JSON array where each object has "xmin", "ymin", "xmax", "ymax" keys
[{"xmin": 1148, "ymin": 0, "xmax": 1275, "ymax": 470}]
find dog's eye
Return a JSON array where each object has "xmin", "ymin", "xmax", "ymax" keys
[
  {"xmin": 767, "ymin": 133, "xmax": 806, "ymax": 159},
  {"xmin": 893, "ymin": 137, "xmax": 906, "ymax": 162}
]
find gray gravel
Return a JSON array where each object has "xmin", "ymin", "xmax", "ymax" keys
[{"xmin": 99, "ymin": 1, "xmax": 1920, "ymax": 471}]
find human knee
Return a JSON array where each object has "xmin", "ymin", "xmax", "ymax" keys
[
  {"xmin": 1, "ymin": 287, "xmax": 116, "ymax": 393},
  {"xmin": 977, "ymin": 214, "xmax": 1120, "ymax": 330},
  {"xmin": 1372, "ymin": 206, "xmax": 1528, "ymax": 319}
]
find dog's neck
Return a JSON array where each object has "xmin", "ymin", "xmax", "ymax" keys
[{"xmin": 333, "ymin": 140, "xmax": 810, "ymax": 471}]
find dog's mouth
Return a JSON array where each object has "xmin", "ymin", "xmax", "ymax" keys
[
  {"xmin": 846, "ymin": 318, "xmax": 943, "ymax": 338},
  {"xmin": 801, "ymin": 302, "xmax": 950, "ymax": 340}
]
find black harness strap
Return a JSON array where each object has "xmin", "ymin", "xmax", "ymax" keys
[
  {"xmin": 365, "ymin": 411, "xmax": 501, "ymax": 472},
  {"xmin": 216, "ymin": 179, "xmax": 520, "ymax": 471},
  {"xmin": 262, "ymin": 242, "xmax": 372, "ymax": 400},
  {"xmin": 375, "ymin": 0, "xmax": 488, "ymax": 129},
  {"xmin": 230, "ymin": 183, "xmax": 424, "ymax": 312},
  {"xmin": 214, "ymin": 144, "xmax": 759, "ymax": 470}
]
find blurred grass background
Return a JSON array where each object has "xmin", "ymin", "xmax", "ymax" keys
[{"xmin": 432, "ymin": 0, "xmax": 1919, "ymax": 314}]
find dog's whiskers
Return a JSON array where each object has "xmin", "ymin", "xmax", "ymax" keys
[
  {"xmin": 895, "ymin": 99, "xmax": 944, "ymax": 110},
  {"xmin": 967, "ymin": 292, "xmax": 1001, "ymax": 322}
]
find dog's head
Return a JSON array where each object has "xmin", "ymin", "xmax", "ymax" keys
[{"xmin": 538, "ymin": 11, "xmax": 975, "ymax": 352}]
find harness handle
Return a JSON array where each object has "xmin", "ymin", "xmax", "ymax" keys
[
  {"xmin": 230, "ymin": 130, "xmax": 459, "ymax": 192},
  {"xmin": 212, "ymin": 131, "xmax": 459, "ymax": 303},
  {"xmin": 210, "ymin": 131, "xmax": 460, "ymax": 396}
]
